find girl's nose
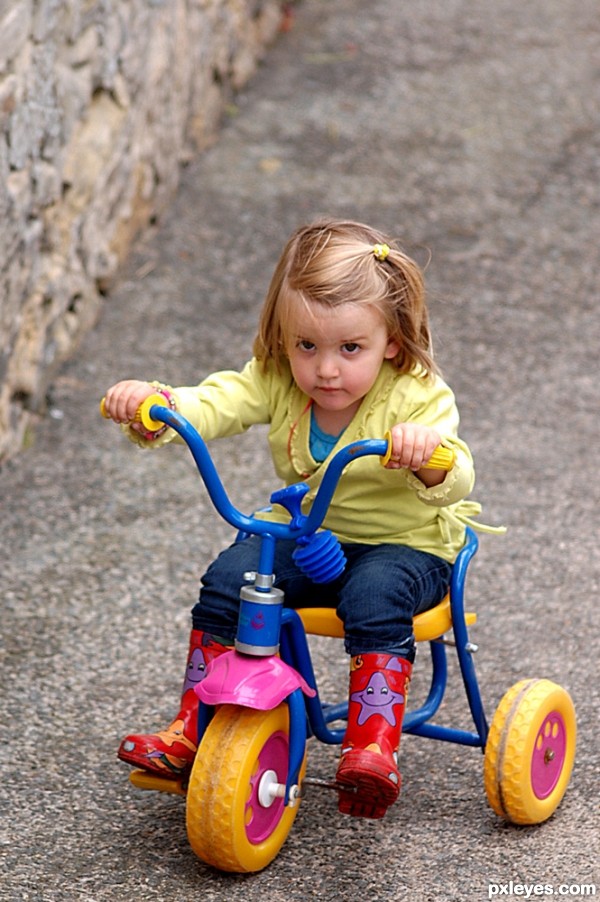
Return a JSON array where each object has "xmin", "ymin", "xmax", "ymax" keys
[{"xmin": 316, "ymin": 353, "xmax": 339, "ymax": 379}]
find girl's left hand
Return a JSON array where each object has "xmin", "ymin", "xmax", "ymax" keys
[{"xmin": 384, "ymin": 422, "xmax": 443, "ymax": 472}]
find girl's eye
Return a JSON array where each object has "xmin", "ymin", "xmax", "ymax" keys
[
  {"xmin": 298, "ymin": 340, "xmax": 315, "ymax": 351},
  {"xmin": 342, "ymin": 342, "xmax": 360, "ymax": 354}
]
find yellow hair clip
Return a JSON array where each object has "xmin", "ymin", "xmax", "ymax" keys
[{"xmin": 372, "ymin": 243, "xmax": 390, "ymax": 262}]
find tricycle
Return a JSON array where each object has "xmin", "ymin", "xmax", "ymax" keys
[{"xmin": 103, "ymin": 394, "xmax": 576, "ymax": 873}]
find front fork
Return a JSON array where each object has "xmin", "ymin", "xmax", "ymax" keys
[
  {"xmin": 194, "ymin": 534, "xmax": 318, "ymax": 806},
  {"xmin": 194, "ymin": 593, "xmax": 313, "ymax": 807},
  {"xmin": 284, "ymin": 688, "xmax": 309, "ymax": 805}
]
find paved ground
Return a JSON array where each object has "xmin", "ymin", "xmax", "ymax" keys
[{"xmin": 1, "ymin": 1, "xmax": 599, "ymax": 900}]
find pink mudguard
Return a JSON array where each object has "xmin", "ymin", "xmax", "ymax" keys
[{"xmin": 195, "ymin": 650, "xmax": 316, "ymax": 710}]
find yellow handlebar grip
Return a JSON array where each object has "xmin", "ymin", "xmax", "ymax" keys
[
  {"xmin": 381, "ymin": 430, "xmax": 394, "ymax": 467},
  {"xmin": 137, "ymin": 394, "xmax": 170, "ymax": 431},
  {"xmin": 381, "ymin": 430, "xmax": 455, "ymax": 471},
  {"xmin": 99, "ymin": 393, "xmax": 169, "ymax": 432},
  {"xmin": 423, "ymin": 446, "xmax": 455, "ymax": 471}
]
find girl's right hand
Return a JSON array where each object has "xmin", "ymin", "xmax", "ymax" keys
[{"xmin": 102, "ymin": 380, "xmax": 156, "ymax": 429}]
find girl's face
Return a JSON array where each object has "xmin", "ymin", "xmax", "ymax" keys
[{"xmin": 286, "ymin": 298, "xmax": 400, "ymax": 421}]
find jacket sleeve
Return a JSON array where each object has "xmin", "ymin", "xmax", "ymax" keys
[{"xmin": 122, "ymin": 358, "xmax": 274, "ymax": 448}]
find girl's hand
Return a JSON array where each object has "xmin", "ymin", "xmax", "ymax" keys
[
  {"xmin": 385, "ymin": 422, "xmax": 446, "ymax": 486},
  {"xmin": 102, "ymin": 380, "xmax": 157, "ymax": 432}
]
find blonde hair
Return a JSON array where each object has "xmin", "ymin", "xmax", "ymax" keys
[{"xmin": 253, "ymin": 219, "xmax": 438, "ymax": 377}]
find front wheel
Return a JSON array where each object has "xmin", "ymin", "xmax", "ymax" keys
[
  {"xmin": 186, "ymin": 704, "xmax": 306, "ymax": 872},
  {"xmin": 484, "ymin": 679, "xmax": 576, "ymax": 825}
]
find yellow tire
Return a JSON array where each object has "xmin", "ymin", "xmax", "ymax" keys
[
  {"xmin": 484, "ymin": 679, "xmax": 576, "ymax": 824},
  {"xmin": 186, "ymin": 704, "xmax": 306, "ymax": 872}
]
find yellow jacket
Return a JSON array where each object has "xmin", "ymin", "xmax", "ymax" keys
[{"xmin": 130, "ymin": 359, "xmax": 487, "ymax": 562}]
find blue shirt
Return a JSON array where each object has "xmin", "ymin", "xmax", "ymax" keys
[{"xmin": 309, "ymin": 410, "xmax": 344, "ymax": 463}]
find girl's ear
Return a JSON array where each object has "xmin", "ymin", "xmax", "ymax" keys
[{"xmin": 384, "ymin": 337, "xmax": 401, "ymax": 359}]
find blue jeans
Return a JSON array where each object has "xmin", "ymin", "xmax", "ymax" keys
[{"xmin": 192, "ymin": 537, "xmax": 452, "ymax": 662}]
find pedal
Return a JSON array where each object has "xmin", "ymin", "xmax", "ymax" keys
[
  {"xmin": 129, "ymin": 769, "xmax": 187, "ymax": 797},
  {"xmin": 301, "ymin": 776, "xmax": 358, "ymax": 794}
]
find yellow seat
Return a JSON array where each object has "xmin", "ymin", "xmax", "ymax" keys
[{"xmin": 296, "ymin": 594, "xmax": 476, "ymax": 643}]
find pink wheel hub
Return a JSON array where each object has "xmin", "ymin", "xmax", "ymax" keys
[
  {"xmin": 530, "ymin": 711, "xmax": 567, "ymax": 799},
  {"xmin": 244, "ymin": 731, "xmax": 288, "ymax": 843}
]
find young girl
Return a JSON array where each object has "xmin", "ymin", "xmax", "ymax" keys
[{"xmin": 103, "ymin": 218, "xmax": 482, "ymax": 820}]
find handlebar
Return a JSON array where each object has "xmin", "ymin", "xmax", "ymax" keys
[{"xmin": 100, "ymin": 395, "xmax": 455, "ymax": 542}]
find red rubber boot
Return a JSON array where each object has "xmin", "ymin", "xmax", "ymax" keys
[
  {"xmin": 118, "ymin": 629, "xmax": 229, "ymax": 778},
  {"xmin": 336, "ymin": 652, "xmax": 412, "ymax": 819}
]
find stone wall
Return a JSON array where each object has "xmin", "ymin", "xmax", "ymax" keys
[{"xmin": 0, "ymin": 0, "xmax": 283, "ymax": 461}]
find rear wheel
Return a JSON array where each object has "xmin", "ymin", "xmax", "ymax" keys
[
  {"xmin": 186, "ymin": 704, "xmax": 305, "ymax": 872},
  {"xmin": 484, "ymin": 679, "xmax": 576, "ymax": 824}
]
